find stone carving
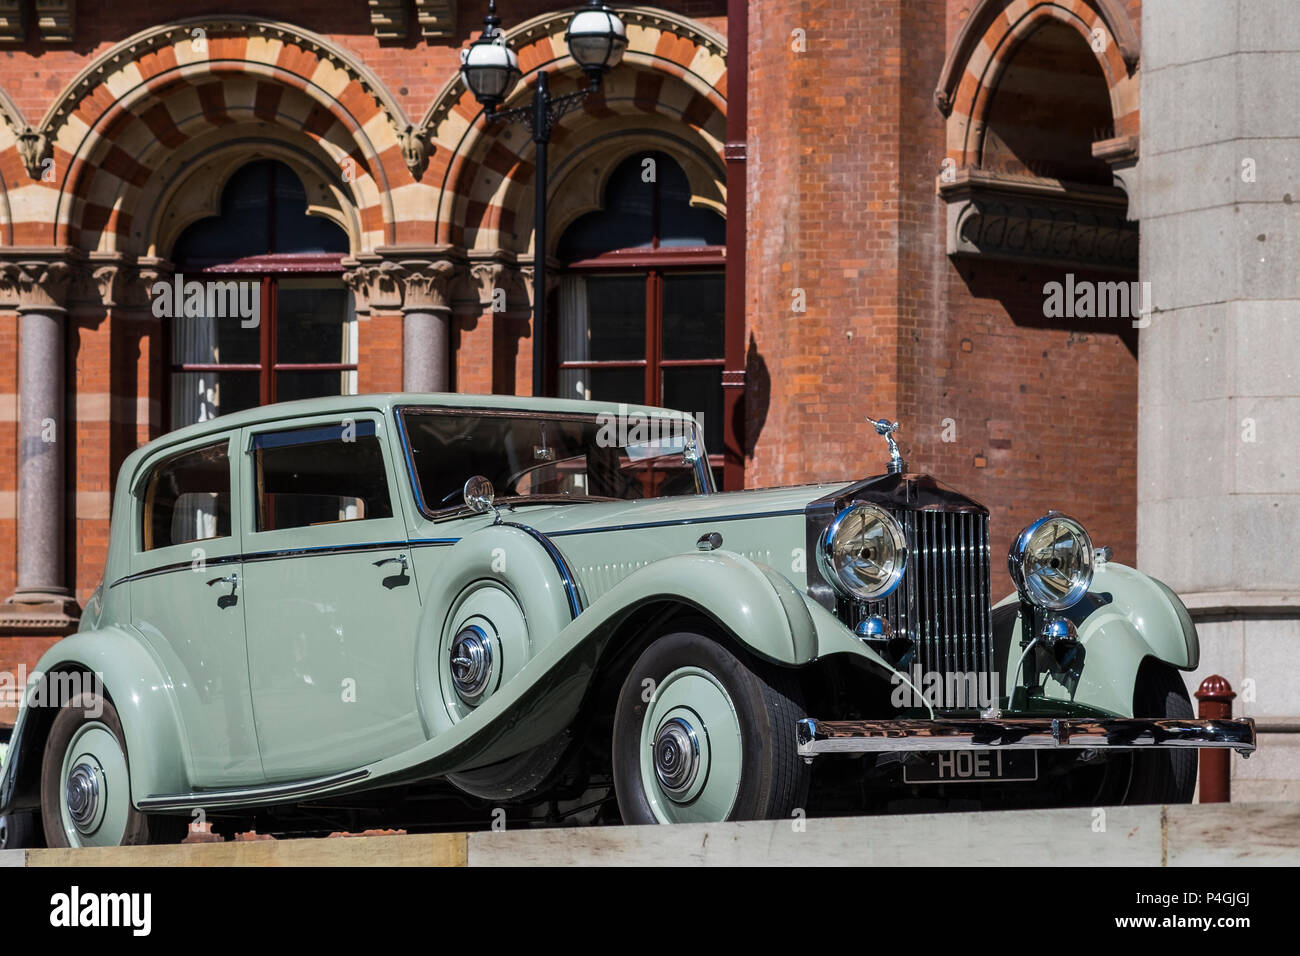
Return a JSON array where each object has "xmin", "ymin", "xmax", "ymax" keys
[
  {"xmin": 344, "ymin": 253, "xmax": 465, "ymax": 314},
  {"xmin": 941, "ymin": 172, "xmax": 1137, "ymax": 272},
  {"xmin": 398, "ymin": 125, "xmax": 430, "ymax": 181},
  {"xmin": 0, "ymin": 259, "xmax": 75, "ymax": 312},
  {"xmin": 17, "ymin": 127, "xmax": 50, "ymax": 180}
]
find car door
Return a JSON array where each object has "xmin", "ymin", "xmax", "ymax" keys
[
  {"xmin": 238, "ymin": 414, "xmax": 425, "ymax": 781},
  {"xmin": 126, "ymin": 434, "xmax": 263, "ymax": 788}
]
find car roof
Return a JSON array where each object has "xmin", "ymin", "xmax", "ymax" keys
[{"xmin": 140, "ymin": 392, "xmax": 698, "ymax": 457}]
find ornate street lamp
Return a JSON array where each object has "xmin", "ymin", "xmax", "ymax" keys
[{"xmin": 461, "ymin": 0, "xmax": 627, "ymax": 396}]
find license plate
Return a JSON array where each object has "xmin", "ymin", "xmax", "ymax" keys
[{"xmin": 903, "ymin": 750, "xmax": 1038, "ymax": 784}]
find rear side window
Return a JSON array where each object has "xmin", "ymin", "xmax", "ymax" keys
[
  {"xmin": 253, "ymin": 421, "xmax": 393, "ymax": 532},
  {"xmin": 142, "ymin": 441, "xmax": 232, "ymax": 551}
]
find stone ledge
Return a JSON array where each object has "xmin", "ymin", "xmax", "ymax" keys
[
  {"xmin": 1182, "ymin": 590, "xmax": 1300, "ymax": 618},
  {"xmin": 4, "ymin": 803, "xmax": 1297, "ymax": 867}
]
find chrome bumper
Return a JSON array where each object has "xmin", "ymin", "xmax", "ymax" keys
[{"xmin": 796, "ymin": 717, "xmax": 1257, "ymax": 758}]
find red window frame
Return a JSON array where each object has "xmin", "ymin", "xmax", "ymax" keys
[{"xmin": 163, "ymin": 253, "xmax": 353, "ymax": 426}]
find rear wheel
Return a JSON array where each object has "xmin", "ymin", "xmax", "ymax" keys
[
  {"xmin": 612, "ymin": 631, "xmax": 809, "ymax": 824},
  {"xmin": 40, "ymin": 692, "xmax": 188, "ymax": 848},
  {"xmin": 0, "ymin": 810, "xmax": 41, "ymax": 849}
]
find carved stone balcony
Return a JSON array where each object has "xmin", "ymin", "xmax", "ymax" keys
[{"xmin": 939, "ymin": 168, "xmax": 1137, "ymax": 274}]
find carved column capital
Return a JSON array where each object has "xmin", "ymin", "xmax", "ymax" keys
[
  {"xmin": 0, "ymin": 252, "xmax": 82, "ymax": 314},
  {"xmin": 518, "ymin": 263, "xmax": 562, "ymax": 308},
  {"xmin": 395, "ymin": 258, "xmax": 459, "ymax": 313}
]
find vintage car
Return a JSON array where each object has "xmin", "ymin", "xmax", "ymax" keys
[{"xmin": 0, "ymin": 394, "xmax": 1255, "ymax": 846}]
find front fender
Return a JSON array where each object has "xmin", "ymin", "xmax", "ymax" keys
[
  {"xmin": 0, "ymin": 627, "xmax": 192, "ymax": 813},
  {"xmin": 355, "ymin": 549, "xmax": 906, "ymax": 786},
  {"xmin": 994, "ymin": 561, "xmax": 1199, "ymax": 717}
]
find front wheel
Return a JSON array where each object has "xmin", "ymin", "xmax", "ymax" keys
[
  {"xmin": 40, "ymin": 692, "xmax": 188, "ymax": 848},
  {"xmin": 612, "ymin": 631, "xmax": 809, "ymax": 824},
  {"xmin": 1119, "ymin": 663, "xmax": 1198, "ymax": 805}
]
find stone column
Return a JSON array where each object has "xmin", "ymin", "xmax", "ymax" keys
[
  {"xmin": 1137, "ymin": 0, "xmax": 1300, "ymax": 800},
  {"xmin": 397, "ymin": 259, "xmax": 457, "ymax": 393},
  {"xmin": 344, "ymin": 250, "xmax": 464, "ymax": 393},
  {"xmin": 1, "ymin": 256, "xmax": 79, "ymax": 625}
]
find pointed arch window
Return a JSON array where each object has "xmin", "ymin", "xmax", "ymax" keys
[
  {"xmin": 166, "ymin": 160, "xmax": 354, "ymax": 430},
  {"xmin": 557, "ymin": 150, "xmax": 728, "ymax": 486}
]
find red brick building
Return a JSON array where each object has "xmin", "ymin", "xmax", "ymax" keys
[{"xmin": 0, "ymin": 0, "xmax": 1143, "ymax": 720}]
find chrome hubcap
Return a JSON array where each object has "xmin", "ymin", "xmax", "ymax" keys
[
  {"xmin": 653, "ymin": 717, "xmax": 700, "ymax": 796},
  {"xmin": 449, "ymin": 625, "xmax": 493, "ymax": 704},
  {"xmin": 65, "ymin": 762, "xmax": 101, "ymax": 833}
]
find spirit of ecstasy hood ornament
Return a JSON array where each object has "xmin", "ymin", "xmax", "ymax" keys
[{"xmin": 868, "ymin": 417, "xmax": 906, "ymax": 475}]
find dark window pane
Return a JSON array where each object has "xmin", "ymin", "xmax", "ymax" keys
[
  {"xmin": 271, "ymin": 162, "xmax": 350, "ymax": 255},
  {"xmin": 662, "ymin": 366, "xmax": 723, "ymax": 451},
  {"xmin": 142, "ymin": 441, "xmax": 231, "ymax": 550},
  {"xmin": 557, "ymin": 151, "xmax": 724, "ymax": 261},
  {"xmin": 276, "ymin": 370, "xmax": 354, "ymax": 404},
  {"xmin": 253, "ymin": 422, "xmax": 392, "ymax": 532},
  {"xmin": 662, "ymin": 273, "xmax": 725, "ymax": 359},
  {"xmin": 276, "ymin": 282, "xmax": 351, "ymax": 365},
  {"xmin": 171, "ymin": 310, "xmax": 261, "ymax": 366},
  {"xmin": 558, "ymin": 156, "xmax": 653, "ymax": 260},
  {"xmin": 657, "ymin": 156, "xmax": 726, "ymax": 247},
  {"xmin": 584, "ymin": 367, "xmax": 645, "ymax": 407},
  {"xmin": 172, "ymin": 160, "xmax": 347, "ymax": 267},
  {"xmin": 583, "ymin": 276, "xmax": 646, "ymax": 361},
  {"xmin": 169, "ymin": 371, "xmax": 260, "ymax": 430}
]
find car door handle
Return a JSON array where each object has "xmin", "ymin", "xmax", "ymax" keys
[
  {"xmin": 373, "ymin": 554, "xmax": 409, "ymax": 574},
  {"xmin": 206, "ymin": 572, "xmax": 239, "ymax": 590}
]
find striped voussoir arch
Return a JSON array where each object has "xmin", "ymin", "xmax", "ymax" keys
[
  {"xmin": 12, "ymin": 18, "xmax": 431, "ymax": 254},
  {"xmin": 937, "ymin": 0, "xmax": 1140, "ymax": 170},
  {"xmin": 424, "ymin": 8, "xmax": 727, "ymax": 253}
]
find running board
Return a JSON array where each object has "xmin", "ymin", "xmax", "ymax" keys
[{"xmin": 138, "ymin": 768, "xmax": 371, "ymax": 812}]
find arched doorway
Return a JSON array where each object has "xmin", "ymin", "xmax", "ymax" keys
[{"xmin": 166, "ymin": 159, "xmax": 354, "ymax": 429}]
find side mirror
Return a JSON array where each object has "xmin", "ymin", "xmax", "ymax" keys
[{"xmin": 463, "ymin": 475, "xmax": 496, "ymax": 516}]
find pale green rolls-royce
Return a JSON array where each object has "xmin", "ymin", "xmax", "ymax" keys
[{"xmin": 0, "ymin": 394, "xmax": 1256, "ymax": 846}]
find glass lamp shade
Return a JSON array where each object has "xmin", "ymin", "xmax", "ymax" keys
[
  {"xmin": 565, "ymin": 4, "xmax": 628, "ymax": 77},
  {"xmin": 460, "ymin": 33, "xmax": 520, "ymax": 109}
]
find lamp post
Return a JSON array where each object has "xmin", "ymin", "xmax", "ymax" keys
[{"xmin": 461, "ymin": 0, "xmax": 627, "ymax": 396}]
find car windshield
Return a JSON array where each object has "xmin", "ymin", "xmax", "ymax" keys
[{"xmin": 400, "ymin": 407, "xmax": 710, "ymax": 513}]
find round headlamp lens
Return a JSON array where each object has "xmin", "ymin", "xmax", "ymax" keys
[
  {"xmin": 1010, "ymin": 513, "xmax": 1094, "ymax": 610},
  {"xmin": 819, "ymin": 503, "xmax": 908, "ymax": 602}
]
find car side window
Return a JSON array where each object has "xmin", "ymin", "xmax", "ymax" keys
[
  {"xmin": 253, "ymin": 421, "xmax": 393, "ymax": 532},
  {"xmin": 141, "ymin": 441, "xmax": 232, "ymax": 551}
]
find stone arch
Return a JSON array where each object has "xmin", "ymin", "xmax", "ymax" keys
[
  {"xmin": 139, "ymin": 133, "xmax": 362, "ymax": 260},
  {"xmin": 422, "ymin": 6, "xmax": 727, "ymax": 252},
  {"xmin": 936, "ymin": 0, "xmax": 1139, "ymax": 171},
  {"xmin": 65, "ymin": 76, "xmax": 379, "ymax": 257},
  {"xmin": 14, "ymin": 16, "xmax": 421, "ymax": 251},
  {"xmin": 0, "ymin": 84, "xmax": 22, "ymax": 245}
]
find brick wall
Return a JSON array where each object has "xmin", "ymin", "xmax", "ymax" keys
[{"xmin": 746, "ymin": 0, "xmax": 1140, "ymax": 596}]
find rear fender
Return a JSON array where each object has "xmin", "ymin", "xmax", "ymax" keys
[{"xmin": 0, "ymin": 627, "xmax": 191, "ymax": 813}]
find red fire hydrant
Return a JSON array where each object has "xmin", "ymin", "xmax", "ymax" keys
[{"xmin": 1194, "ymin": 675, "xmax": 1237, "ymax": 803}]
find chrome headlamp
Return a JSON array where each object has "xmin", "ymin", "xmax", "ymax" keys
[
  {"xmin": 818, "ymin": 503, "xmax": 908, "ymax": 602},
  {"xmin": 1009, "ymin": 512, "xmax": 1094, "ymax": 610}
]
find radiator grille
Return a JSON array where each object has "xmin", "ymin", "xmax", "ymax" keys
[{"xmin": 844, "ymin": 509, "xmax": 993, "ymax": 689}]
